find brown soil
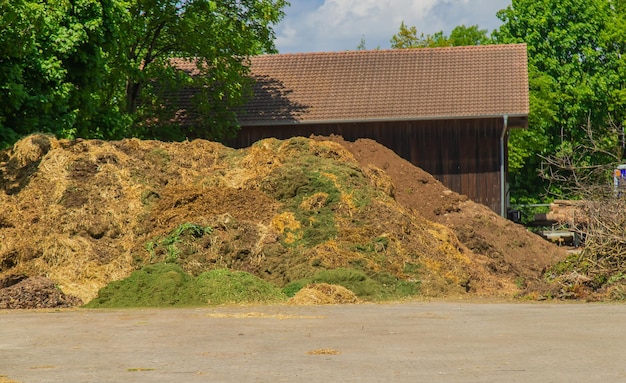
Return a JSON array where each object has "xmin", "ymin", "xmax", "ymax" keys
[
  {"xmin": 0, "ymin": 134, "xmax": 568, "ymax": 308},
  {"xmin": 0, "ymin": 275, "xmax": 82, "ymax": 309},
  {"xmin": 315, "ymin": 135, "xmax": 566, "ymax": 296}
]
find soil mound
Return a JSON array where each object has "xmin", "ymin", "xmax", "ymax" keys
[
  {"xmin": 314, "ymin": 135, "xmax": 568, "ymax": 295},
  {"xmin": 0, "ymin": 134, "xmax": 567, "ymax": 307},
  {"xmin": 0, "ymin": 276, "xmax": 82, "ymax": 309}
]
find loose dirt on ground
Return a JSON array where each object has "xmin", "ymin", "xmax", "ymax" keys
[{"xmin": 0, "ymin": 134, "xmax": 568, "ymax": 308}]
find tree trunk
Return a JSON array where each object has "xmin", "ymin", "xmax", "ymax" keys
[{"xmin": 125, "ymin": 81, "xmax": 142, "ymax": 114}]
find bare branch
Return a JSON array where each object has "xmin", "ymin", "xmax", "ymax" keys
[{"xmin": 541, "ymin": 118, "xmax": 626, "ymax": 288}]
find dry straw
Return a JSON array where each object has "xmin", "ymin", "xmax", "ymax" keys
[{"xmin": 288, "ymin": 283, "xmax": 359, "ymax": 305}]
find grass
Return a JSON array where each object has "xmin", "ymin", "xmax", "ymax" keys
[
  {"xmin": 283, "ymin": 267, "xmax": 420, "ymax": 301},
  {"xmin": 83, "ymin": 263, "xmax": 199, "ymax": 308},
  {"xmin": 84, "ymin": 264, "xmax": 286, "ymax": 308},
  {"xmin": 195, "ymin": 269, "xmax": 286, "ymax": 305},
  {"xmin": 545, "ymin": 253, "xmax": 590, "ymax": 281},
  {"xmin": 351, "ymin": 236, "xmax": 390, "ymax": 253},
  {"xmin": 145, "ymin": 222, "xmax": 212, "ymax": 263}
]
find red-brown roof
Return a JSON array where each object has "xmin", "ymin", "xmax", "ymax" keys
[{"xmin": 239, "ymin": 44, "xmax": 528, "ymax": 126}]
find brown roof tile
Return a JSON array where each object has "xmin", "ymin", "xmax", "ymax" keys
[{"xmin": 239, "ymin": 44, "xmax": 528, "ymax": 125}]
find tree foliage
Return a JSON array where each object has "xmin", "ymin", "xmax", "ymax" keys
[
  {"xmin": 494, "ymin": 0, "xmax": 626, "ymax": 200},
  {"xmin": 118, "ymin": 0, "xmax": 287, "ymax": 141},
  {"xmin": 390, "ymin": 21, "xmax": 490, "ymax": 49},
  {"xmin": 499, "ymin": 0, "xmax": 626, "ymax": 298},
  {"xmin": 448, "ymin": 25, "xmax": 491, "ymax": 46},
  {"xmin": 0, "ymin": 0, "xmax": 287, "ymax": 148},
  {"xmin": 0, "ymin": 0, "xmax": 121, "ymax": 144}
]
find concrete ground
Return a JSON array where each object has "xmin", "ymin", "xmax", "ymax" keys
[{"xmin": 2, "ymin": 301, "xmax": 626, "ymax": 383}]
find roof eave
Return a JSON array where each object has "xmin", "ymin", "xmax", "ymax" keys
[{"xmin": 238, "ymin": 114, "xmax": 529, "ymax": 128}]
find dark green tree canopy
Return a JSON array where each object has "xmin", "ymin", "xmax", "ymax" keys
[
  {"xmin": 494, "ymin": 0, "xmax": 626, "ymax": 200},
  {"xmin": 494, "ymin": 0, "xmax": 621, "ymax": 138},
  {"xmin": 120, "ymin": 0, "xmax": 287, "ymax": 141},
  {"xmin": 0, "ymin": 0, "xmax": 287, "ymax": 147},
  {"xmin": 0, "ymin": 0, "xmax": 120, "ymax": 143}
]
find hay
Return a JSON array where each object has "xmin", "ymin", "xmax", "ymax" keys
[
  {"xmin": 363, "ymin": 165, "xmax": 396, "ymax": 198},
  {"xmin": 299, "ymin": 192, "xmax": 329, "ymax": 211},
  {"xmin": 1, "ymin": 134, "xmax": 554, "ymax": 308},
  {"xmin": 306, "ymin": 348, "xmax": 341, "ymax": 355},
  {"xmin": 0, "ymin": 376, "xmax": 21, "ymax": 383},
  {"xmin": 10, "ymin": 134, "xmax": 57, "ymax": 167},
  {"xmin": 270, "ymin": 212, "xmax": 302, "ymax": 244},
  {"xmin": 307, "ymin": 139, "xmax": 357, "ymax": 164},
  {"xmin": 288, "ymin": 283, "xmax": 359, "ymax": 305}
]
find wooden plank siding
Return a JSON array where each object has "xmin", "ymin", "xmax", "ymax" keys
[{"xmin": 228, "ymin": 117, "xmax": 507, "ymax": 214}]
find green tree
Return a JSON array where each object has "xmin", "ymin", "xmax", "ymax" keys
[
  {"xmin": 448, "ymin": 25, "xmax": 490, "ymax": 46},
  {"xmin": 355, "ymin": 35, "xmax": 380, "ymax": 51},
  {"xmin": 0, "ymin": 0, "xmax": 121, "ymax": 147},
  {"xmin": 356, "ymin": 35, "xmax": 367, "ymax": 50},
  {"xmin": 0, "ymin": 0, "xmax": 287, "ymax": 148},
  {"xmin": 493, "ymin": 0, "xmax": 626, "ymax": 200},
  {"xmin": 114, "ymin": 0, "xmax": 287, "ymax": 141},
  {"xmin": 506, "ymin": 71, "xmax": 557, "ymax": 202},
  {"xmin": 390, "ymin": 22, "xmax": 490, "ymax": 49},
  {"xmin": 390, "ymin": 21, "xmax": 422, "ymax": 48}
]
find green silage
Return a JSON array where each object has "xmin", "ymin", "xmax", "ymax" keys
[
  {"xmin": 282, "ymin": 267, "xmax": 420, "ymax": 301},
  {"xmin": 84, "ymin": 264, "xmax": 286, "ymax": 308}
]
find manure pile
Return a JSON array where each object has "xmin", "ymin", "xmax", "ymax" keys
[{"xmin": 0, "ymin": 134, "xmax": 567, "ymax": 308}]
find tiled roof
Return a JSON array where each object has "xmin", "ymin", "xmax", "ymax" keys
[{"xmin": 238, "ymin": 44, "xmax": 528, "ymax": 125}]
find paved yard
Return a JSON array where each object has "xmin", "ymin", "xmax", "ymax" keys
[{"xmin": 2, "ymin": 301, "xmax": 626, "ymax": 382}]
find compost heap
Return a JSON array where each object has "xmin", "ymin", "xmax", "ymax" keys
[{"xmin": 0, "ymin": 134, "xmax": 567, "ymax": 308}]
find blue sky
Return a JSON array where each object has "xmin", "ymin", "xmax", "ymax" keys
[{"xmin": 274, "ymin": 0, "xmax": 512, "ymax": 53}]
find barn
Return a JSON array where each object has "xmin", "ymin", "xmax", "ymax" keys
[{"xmin": 228, "ymin": 44, "xmax": 529, "ymax": 216}]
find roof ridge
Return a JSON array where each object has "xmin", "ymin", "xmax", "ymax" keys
[{"xmin": 256, "ymin": 43, "xmax": 527, "ymax": 58}]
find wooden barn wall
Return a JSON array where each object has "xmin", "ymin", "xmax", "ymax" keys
[{"xmin": 231, "ymin": 118, "xmax": 506, "ymax": 214}]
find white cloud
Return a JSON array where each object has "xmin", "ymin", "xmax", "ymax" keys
[{"xmin": 275, "ymin": 0, "xmax": 511, "ymax": 53}]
